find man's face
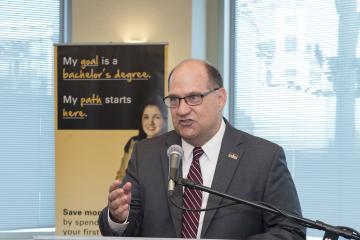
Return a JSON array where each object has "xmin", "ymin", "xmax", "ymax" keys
[{"xmin": 169, "ymin": 61, "xmax": 226, "ymax": 146}]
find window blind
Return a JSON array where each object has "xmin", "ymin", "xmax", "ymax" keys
[
  {"xmin": 0, "ymin": 0, "xmax": 60, "ymax": 230},
  {"xmin": 232, "ymin": 0, "xmax": 360, "ymax": 237}
]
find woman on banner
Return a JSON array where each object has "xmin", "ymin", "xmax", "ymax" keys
[{"xmin": 115, "ymin": 96, "xmax": 168, "ymax": 181}]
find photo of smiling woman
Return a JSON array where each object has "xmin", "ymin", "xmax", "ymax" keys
[{"xmin": 115, "ymin": 96, "xmax": 168, "ymax": 181}]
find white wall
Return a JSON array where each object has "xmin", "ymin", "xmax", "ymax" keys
[{"xmin": 71, "ymin": 0, "xmax": 193, "ymax": 70}]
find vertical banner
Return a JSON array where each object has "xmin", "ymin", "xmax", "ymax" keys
[{"xmin": 55, "ymin": 43, "xmax": 168, "ymax": 236}]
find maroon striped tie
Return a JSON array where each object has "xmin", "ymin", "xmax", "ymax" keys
[{"xmin": 181, "ymin": 147, "xmax": 204, "ymax": 239}]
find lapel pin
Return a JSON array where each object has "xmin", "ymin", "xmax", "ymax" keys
[{"xmin": 227, "ymin": 152, "xmax": 239, "ymax": 160}]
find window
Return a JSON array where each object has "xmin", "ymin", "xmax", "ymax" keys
[
  {"xmin": 0, "ymin": 0, "xmax": 61, "ymax": 231},
  {"xmin": 285, "ymin": 36, "xmax": 297, "ymax": 52},
  {"xmin": 232, "ymin": 0, "xmax": 360, "ymax": 238}
]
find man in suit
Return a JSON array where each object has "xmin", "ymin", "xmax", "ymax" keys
[{"xmin": 99, "ymin": 59, "xmax": 306, "ymax": 239}]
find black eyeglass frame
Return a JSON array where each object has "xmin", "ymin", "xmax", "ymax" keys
[{"xmin": 163, "ymin": 87, "xmax": 221, "ymax": 108}]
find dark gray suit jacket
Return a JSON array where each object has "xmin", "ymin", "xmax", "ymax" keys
[{"xmin": 99, "ymin": 122, "xmax": 306, "ymax": 239}]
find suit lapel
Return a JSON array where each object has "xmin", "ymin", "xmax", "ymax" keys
[
  {"xmin": 201, "ymin": 124, "xmax": 244, "ymax": 237},
  {"xmin": 160, "ymin": 131, "xmax": 183, "ymax": 238}
]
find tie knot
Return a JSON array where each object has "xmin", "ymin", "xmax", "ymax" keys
[{"xmin": 193, "ymin": 147, "xmax": 204, "ymax": 160}]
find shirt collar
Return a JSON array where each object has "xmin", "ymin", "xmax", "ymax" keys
[{"xmin": 182, "ymin": 119, "xmax": 226, "ymax": 163}]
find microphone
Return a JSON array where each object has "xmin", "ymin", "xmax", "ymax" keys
[{"xmin": 167, "ymin": 144, "xmax": 183, "ymax": 196}]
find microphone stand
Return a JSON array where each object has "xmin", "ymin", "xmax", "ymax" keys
[{"xmin": 176, "ymin": 177, "xmax": 360, "ymax": 240}]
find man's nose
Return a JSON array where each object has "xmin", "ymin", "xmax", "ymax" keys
[{"xmin": 176, "ymin": 98, "xmax": 191, "ymax": 115}]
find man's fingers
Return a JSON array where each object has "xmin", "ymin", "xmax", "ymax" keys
[
  {"xmin": 109, "ymin": 199, "xmax": 129, "ymax": 214},
  {"xmin": 108, "ymin": 181, "xmax": 132, "ymax": 209},
  {"xmin": 122, "ymin": 182, "xmax": 132, "ymax": 194},
  {"xmin": 109, "ymin": 180, "xmax": 121, "ymax": 193},
  {"xmin": 109, "ymin": 189, "xmax": 131, "ymax": 206}
]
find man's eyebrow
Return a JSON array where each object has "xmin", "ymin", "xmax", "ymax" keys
[
  {"xmin": 168, "ymin": 91, "xmax": 203, "ymax": 97},
  {"xmin": 186, "ymin": 91, "xmax": 203, "ymax": 95}
]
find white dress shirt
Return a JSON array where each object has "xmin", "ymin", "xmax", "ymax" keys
[{"xmin": 108, "ymin": 119, "xmax": 226, "ymax": 238}]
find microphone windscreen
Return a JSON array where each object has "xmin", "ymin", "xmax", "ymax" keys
[{"xmin": 167, "ymin": 144, "xmax": 183, "ymax": 159}]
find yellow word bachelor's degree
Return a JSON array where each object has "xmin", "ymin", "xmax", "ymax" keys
[{"xmin": 63, "ymin": 68, "xmax": 105, "ymax": 80}]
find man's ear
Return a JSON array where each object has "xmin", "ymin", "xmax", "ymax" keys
[{"xmin": 217, "ymin": 88, "xmax": 227, "ymax": 109}]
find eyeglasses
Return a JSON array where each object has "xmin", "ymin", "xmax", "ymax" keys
[{"xmin": 163, "ymin": 87, "xmax": 220, "ymax": 108}]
